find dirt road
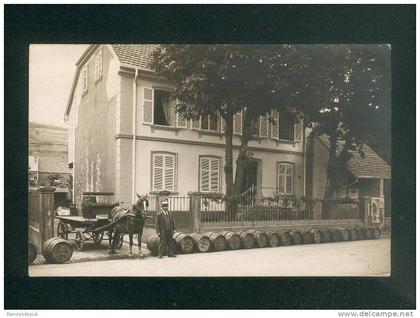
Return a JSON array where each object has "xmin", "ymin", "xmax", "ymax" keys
[{"xmin": 29, "ymin": 237, "xmax": 390, "ymax": 277}]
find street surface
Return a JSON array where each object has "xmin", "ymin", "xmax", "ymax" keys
[{"xmin": 29, "ymin": 237, "xmax": 390, "ymax": 277}]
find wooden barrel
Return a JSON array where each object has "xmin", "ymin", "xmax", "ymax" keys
[
  {"xmin": 289, "ymin": 229, "xmax": 303, "ymax": 245},
  {"xmin": 147, "ymin": 234, "xmax": 177, "ymax": 256},
  {"xmin": 339, "ymin": 228, "xmax": 349, "ymax": 241},
  {"xmin": 301, "ymin": 230, "xmax": 313, "ymax": 244},
  {"xmin": 357, "ymin": 227, "xmax": 367, "ymax": 240},
  {"xmin": 42, "ymin": 237, "xmax": 73, "ymax": 264},
  {"xmin": 330, "ymin": 229, "xmax": 343, "ymax": 242},
  {"xmin": 310, "ymin": 229, "xmax": 322, "ymax": 244},
  {"xmin": 173, "ymin": 232, "xmax": 194, "ymax": 254},
  {"xmin": 222, "ymin": 232, "xmax": 241, "ymax": 250},
  {"xmin": 204, "ymin": 232, "xmax": 227, "ymax": 251},
  {"xmin": 147, "ymin": 235, "xmax": 160, "ymax": 256},
  {"xmin": 347, "ymin": 227, "xmax": 359, "ymax": 240},
  {"xmin": 319, "ymin": 228, "xmax": 331, "ymax": 243},
  {"xmin": 190, "ymin": 233, "xmax": 211, "ymax": 253},
  {"xmin": 365, "ymin": 228, "xmax": 374, "ymax": 240},
  {"xmin": 248, "ymin": 230, "xmax": 268, "ymax": 248},
  {"xmin": 28, "ymin": 242, "xmax": 37, "ymax": 265},
  {"xmin": 276, "ymin": 230, "xmax": 291, "ymax": 246},
  {"xmin": 237, "ymin": 231, "xmax": 255, "ymax": 249},
  {"xmin": 265, "ymin": 231, "xmax": 280, "ymax": 247},
  {"xmin": 372, "ymin": 227, "xmax": 381, "ymax": 239}
]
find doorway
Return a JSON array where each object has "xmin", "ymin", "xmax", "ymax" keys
[{"xmin": 240, "ymin": 159, "xmax": 259, "ymax": 193}]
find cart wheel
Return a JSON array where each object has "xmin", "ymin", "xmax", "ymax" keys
[
  {"xmin": 93, "ymin": 231, "xmax": 104, "ymax": 245},
  {"xmin": 75, "ymin": 230, "xmax": 85, "ymax": 251},
  {"xmin": 57, "ymin": 221, "xmax": 68, "ymax": 240},
  {"xmin": 115, "ymin": 234, "xmax": 124, "ymax": 249}
]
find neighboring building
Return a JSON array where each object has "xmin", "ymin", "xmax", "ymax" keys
[
  {"xmin": 306, "ymin": 134, "xmax": 391, "ymax": 223},
  {"xmin": 29, "ymin": 122, "xmax": 72, "ymax": 208},
  {"xmin": 64, "ymin": 45, "xmax": 307, "ymax": 209}
]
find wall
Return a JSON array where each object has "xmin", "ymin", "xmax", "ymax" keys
[
  {"xmin": 358, "ymin": 178, "xmax": 381, "ymax": 197},
  {"xmin": 72, "ymin": 45, "xmax": 118, "ymax": 209},
  {"xmin": 130, "ymin": 138, "xmax": 305, "ymax": 197}
]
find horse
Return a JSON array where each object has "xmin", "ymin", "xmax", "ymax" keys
[{"xmin": 107, "ymin": 193, "xmax": 151, "ymax": 258}]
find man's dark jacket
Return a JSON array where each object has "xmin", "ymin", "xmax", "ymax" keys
[{"xmin": 156, "ymin": 209, "xmax": 176, "ymax": 237}]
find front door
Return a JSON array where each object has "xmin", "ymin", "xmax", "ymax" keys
[{"xmin": 240, "ymin": 160, "xmax": 259, "ymax": 193}]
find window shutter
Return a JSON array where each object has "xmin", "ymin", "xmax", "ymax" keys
[
  {"xmin": 191, "ymin": 118, "xmax": 200, "ymax": 130},
  {"xmin": 233, "ymin": 111, "xmax": 243, "ymax": 135},
  {"xmin": 176, "ymin": 112, "xmax": 187, "ymax": 128},
  {"xmin": 271, "ymin": 110, "xmax": 279, "ymax": 139},
  {"xmin": 164, "ymin": 154, "xmax": 175, "ymax": 191},
  {"xmin": 259, "ymin": 115, "xmax": 268, "ymax": 138},
  {"xmin": 220, "ymin": 118, "xmax": 226, "ymax": 133},
  {"xmin": 143, "ymin": 87, "xmax": 153, "ymax": 124},
  {"xmin": 200, "ymin": 158, "xmax": 210, "ymax": 192},
  {"xmin": 210, "ymin": 158, "xmax": 220, "ymax": 192},
  {"xmin": 152, "ymin": 154, "xmax": 164, "ymax": 191},
  {"xmin": 294, "ymin": 122, "xmax": 303, "ymax": 141}
]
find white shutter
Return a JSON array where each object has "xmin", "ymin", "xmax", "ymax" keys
[
  {"xmin": 191, "ymin": 118, "xmax": 200, "ymax": 130},
  {"xmin": 271, "ymin": 110, "xmax": 279, "ymax": 139},
  {"xmin": 176, "ymin": 112, "xmax": 187, "ymax": 128},
  {"xmin": 220, "ymin": 118, "xmax": 226, "ymax": 133},
  {"xmin": 152, "ymin": 154, "xmax": 164, "ymax": 191},
  {"xmin": 200, "ymin": 158, "xmax": 210, "ymax": 192},
  {"xmin": 259, "ymin": 115, "xmax": 268, "ymax": 138},
  {"xmin": 294, "ymin": 122, "xmax": 303, "ymax": 141},
  {"xmin": 233, "ymin": 111, "xmax": 243, "ymax": 135},
  {"xmin": 143, "ymin": 87, "xmax": 154, "ymax": 124},
  {"xmin": 164, "ymin": 154, "xmax": 175, "ymax": 191},
  {"xmin": 210, "ymin": 158, "xmax": 220, "ymax": 192}
]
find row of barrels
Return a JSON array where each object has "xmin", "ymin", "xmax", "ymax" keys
[{"xmin": 147, "ymin": 227, "xmax": 381, "ymax": 256}]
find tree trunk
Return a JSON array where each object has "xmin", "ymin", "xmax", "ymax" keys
[
  {"xmin": 324, "ymin": 134, "xmax": 338, "ymax": 218},
  {"xmin": 233, "ymin": 114, "xmax": 253, "ymax": 194},
  {"xmin": 224, "ymin": 113, "xmax": 234, "ymax": 196}
]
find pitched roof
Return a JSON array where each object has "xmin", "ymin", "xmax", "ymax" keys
[
  {"xmin": 111, "ymin": 44, "xmax": 159, "ymax": 70},
  {"xmin": 38, "ymin": 155, "xmax": 71, "ymax": 174},
  {"xmin": 317, "ymin": 135, "xmax": 391, "ymax": 179}
]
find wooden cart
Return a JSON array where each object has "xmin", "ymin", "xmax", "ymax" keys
[{"xmin": 55, "ymin": 214, "xmax": 123, "ymax": 251}]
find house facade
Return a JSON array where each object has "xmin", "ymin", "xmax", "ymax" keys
[
  {"xmin": 65, "ymin": 45, "xmax": 308, "ymax": 209},
  {"xmin": 306, "ymin": 134, "xmax": 391, "ymax": 225}
]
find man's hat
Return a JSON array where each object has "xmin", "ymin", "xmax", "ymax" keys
[{"xmin": 161, "ymin": 199, "xmax": 169, "ymax": 207}]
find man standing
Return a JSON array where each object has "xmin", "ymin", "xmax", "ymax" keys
[{"xmin": 156, "ymin": 199, "xmax": 176, "ymax": 259}]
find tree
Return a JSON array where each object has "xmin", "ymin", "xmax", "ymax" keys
[
  {"xmin": 150, "ymin": 45, "xmax": 306, "ymax": 196},
  {"xmin": 287, "ymin": 44, "xmax": 390, "ymax": 200}
]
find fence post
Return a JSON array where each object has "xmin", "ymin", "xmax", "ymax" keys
[
  {"xmin": 38, "ymin": 186, "xmax": 55, "ymax": 249},
  {"xmin": 189, "ymin": 192, "xmax": 201, "ymax": 232}
]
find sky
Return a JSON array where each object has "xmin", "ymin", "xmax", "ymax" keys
[{"xmin": 29, "ymin": 44, "xmax": 89, "ymax": 127}]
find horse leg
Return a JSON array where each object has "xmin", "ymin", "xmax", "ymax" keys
[
  {"xmin": 108, "ymin": 230, "xmax": 115, "ymax": 255},
  {"xmin": 111, "ymin": 229, "xmax": 119, "ymax": 254},
  {"xmin": 129, "ymin": 232, "xmax": 133, "ymax": 257},
  {"xmin": 138, "ymin": 226, "xmax": 144, "ymax": 259}
]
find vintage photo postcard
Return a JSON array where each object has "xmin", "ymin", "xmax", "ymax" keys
[{"xmin": 28, "ymin": 44, "xmax": 391, "ymax": 277}]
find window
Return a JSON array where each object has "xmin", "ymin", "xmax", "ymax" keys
[
  {"xmin": 153, "ymin": 90, "xmax": 175, "ymax": 126},
  {"xmin": 278, "ymin": 113, "xmax": 294, "ymax": 141},
  {"xmin": 200, "ymin": 157, "xmax": 221, "ymax": 192},
  {"xmin": 82, "ymin": 66, "xmax": 88, "ymax": 93},
  {"xmin": 152, "ymin": 153, "xmax": 176, "ymax": 192},
  {"xmin": 201, "ymin": 114, "xmax": 218, "ymax": 131},
  {"xmin": 277, "ymin": 163, "xmax": 293, "ymax": 194},
  {"xmin": 94, "ymin": 49, "xmax": 103, "ymax": 82}
]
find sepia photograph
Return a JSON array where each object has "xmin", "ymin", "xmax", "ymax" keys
[
  {"xmin": 27, "ymin": 43, "xmax": 391, "ymax": 277},
  {"xmin": 4, "ymin": 3, "xmax": 415, "ymax": 311}
]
